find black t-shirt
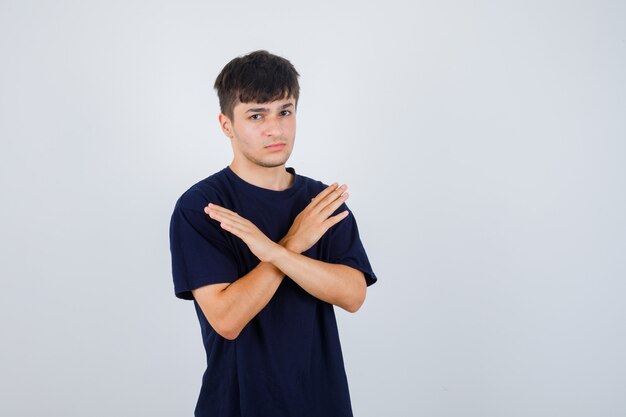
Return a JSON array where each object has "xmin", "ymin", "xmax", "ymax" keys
[{"xmin": 169, "ymin": 166, "xmax": 377, "ymax": 417}]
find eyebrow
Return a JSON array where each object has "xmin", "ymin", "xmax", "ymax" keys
[{"xmin": 245, "ymin": 103, "xmax": 294, "ymax": 113}]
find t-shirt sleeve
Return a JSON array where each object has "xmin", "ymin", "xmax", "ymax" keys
[
  {"xmin": 169, "ymin": 189, "xmax": 240, "ymax": 300},
  {"xmin": 327, "ymin": 203, "xmax": 377, "ymax": 287}
]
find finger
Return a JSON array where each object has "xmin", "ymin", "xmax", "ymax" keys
[
  {"xmin": 217, "ymin": 216, "xmax": 250, "ymax": 235},
  {"xmin": 218, "ymin": 220, "xmax": 244, "ymax": 238},
  {"xmin": 204, "ymin": 205, "xmax": 236, "ymax": 219},
  {"xmin": 205, "ymin": 207, "xmax": 249, "ymax": 227},
  {"xmin": 322, "ymin": 210, "xmax": 350, "ymax": 229},
  {"xmin": 204, "ymin": 206, "xmax": 229, "ymax": 220},
  {"xmin": 319, "ymin": 191, "xmax": 349, "ymax": 219},
  {"xmin": 205, "ymin": 207, "xmax": 260, "ymax": 238},
  {"xmin": 206, "ymin": 203, "xmax": 238, "ymax": 216},
  {"xmin": 219, "ymin": 218, "xmax": 264, "ymax": 247},
  {"xmin": 315, "ymin": 184, "xmax": 348, "ymax": 213},
  {"xmin": 308, "ymin": 183, "xmax": 339, "ymax": 210},
  {"xmin": 205, "ymin": 204, "xmax": 248, "ymax": 223}
]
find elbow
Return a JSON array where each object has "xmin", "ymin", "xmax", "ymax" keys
[
  {"xmin": 344, "ymin": 297, "xmax": 365, "ymax": 313},
  {"xmin": 344, "ymin": 286, "xmax": 367, "ymax": 313},
  {"xmin": 212, "ymin": 319, "xmax": 242, "ymax": 341},
  {"xmin": 218, "ymin": 330, "xmax": 240, "ymax": 341},
  {"xmin": 344, "ymin": 303, "xmax": 361, "ymax": 314},
  {"xmin": 192, "ymin": 286, "xmax": 244, "ymax": 340}
]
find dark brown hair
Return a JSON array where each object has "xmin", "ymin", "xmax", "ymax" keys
[{"xmin": 214, "ymin": 50, "xmax": 300, "ymax": 120}]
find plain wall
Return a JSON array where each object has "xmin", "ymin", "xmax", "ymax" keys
[{"xmin": 1, "ymin": 1, "xmax": 625, "ymax": 416}]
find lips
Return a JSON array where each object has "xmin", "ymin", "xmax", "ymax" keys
[{"xmin": 265, "ymin": 143, "xmax": 286, "ymax": 151}]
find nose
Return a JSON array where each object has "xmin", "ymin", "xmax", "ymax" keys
[{"xmin": 264, "ymin": 116, "xmax": 283, "ymax": 137}]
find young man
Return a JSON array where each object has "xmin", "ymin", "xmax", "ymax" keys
[{"xmin": 169, "ymin": 50, "xmax": 377, "ymax": 417}]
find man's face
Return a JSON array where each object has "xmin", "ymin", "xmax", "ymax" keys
[{"xmin": 221, "ymin": 96, "xmax": 297, "ymax": 169}]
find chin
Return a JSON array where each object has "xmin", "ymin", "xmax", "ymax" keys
[
  {"xmin": 257, "ymin": 159, "xmax": 290, "ymax": 168},
  {"xmin": 255, "ymin": 153, "xmax": 292, "ymax": 168}
]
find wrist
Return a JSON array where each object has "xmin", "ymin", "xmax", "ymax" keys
[
  {"xmin": 268, "ymin": 244, "xmax": 290, "ymax": 265},
  {"xmin": 280, "ymin": 236, "xmax": 301, "ymax": 253}
]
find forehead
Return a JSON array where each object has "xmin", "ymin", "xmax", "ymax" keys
[{"xmin": 234, "ymin": 97, "xmax": 296, "ymax": 112}]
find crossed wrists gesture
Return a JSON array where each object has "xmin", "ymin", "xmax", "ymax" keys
[{"xmin": 204, "ymin": 183, "xmax": 349, "ymax": 263}]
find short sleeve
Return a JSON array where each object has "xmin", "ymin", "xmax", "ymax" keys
[
  {"xmin": 169, "ymin": 191, "xmax": 239, "ymax": 300},
  {"xmin": 327, "ymin": 203, "xmax": 377, "ymax": 287}
]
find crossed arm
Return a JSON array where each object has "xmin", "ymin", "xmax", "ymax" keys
[{"xmin": 191, "ymin": 183, "xmax": 367, "ymax": 340}]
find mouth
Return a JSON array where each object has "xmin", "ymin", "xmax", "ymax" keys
[{"xmin": 265, "ymin": 143, "xmax": 286, "ymax": 150}]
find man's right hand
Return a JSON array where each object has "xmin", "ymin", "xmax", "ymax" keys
[{"xmin": 279, "ymin": 183, "xmax": 350, "ymax": 254}]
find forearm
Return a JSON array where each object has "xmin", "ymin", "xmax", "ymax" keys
[
  {"xmin": 202, "ymin": 185, "xmax": 364, "ymax": 320},
  {"xmin": 270, "ymin": 245, "xmax": 366, "ymax": 312},
  {"xmin": 194, "ymin": 261, "xmax": 284, "ymax": 339}
]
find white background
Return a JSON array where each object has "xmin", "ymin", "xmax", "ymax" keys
[{"xmin": 1, "ymin": 1, "xmax": 625, "ymax": 416}]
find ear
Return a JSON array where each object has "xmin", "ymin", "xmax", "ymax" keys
[{"xmin": 218, "ymin": 113, "xmax": 233, "ymax": 138}]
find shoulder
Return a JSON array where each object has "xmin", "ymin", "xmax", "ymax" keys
[
  {"xmin": 175, "ymin": 168, "xmax": 231, "ymax": 213},
  {"xmin": 292, "ymin": 168, "xmax": 329, "ymax": 196}
]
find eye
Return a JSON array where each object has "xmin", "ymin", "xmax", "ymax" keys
[
  {"xmin": 280, "ymin": 110, "xmax": 292, "ymax": 116},
  {"xmin": 249, "ymin": 114, "xmax": 262, "ymax": 120}
]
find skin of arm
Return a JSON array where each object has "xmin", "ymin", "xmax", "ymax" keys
[
  {"xmin": 271, "ymin": 246, "xmax": 366, "ymax": 313},
  {"xmin": 193, "ymin": 183, "xmax": 359, "ymax": 340},
  {"xmin": 273, "ymin": 183, "xmax": 366, "ymax": 312},
  {"xmin": 192, "ymin": 261, "xmax": 284, "ymax": 340}
]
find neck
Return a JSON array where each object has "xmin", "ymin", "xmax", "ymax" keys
[{"xmin": 229, "ymin": 160, "xmax": 294, "ymax": 191}]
